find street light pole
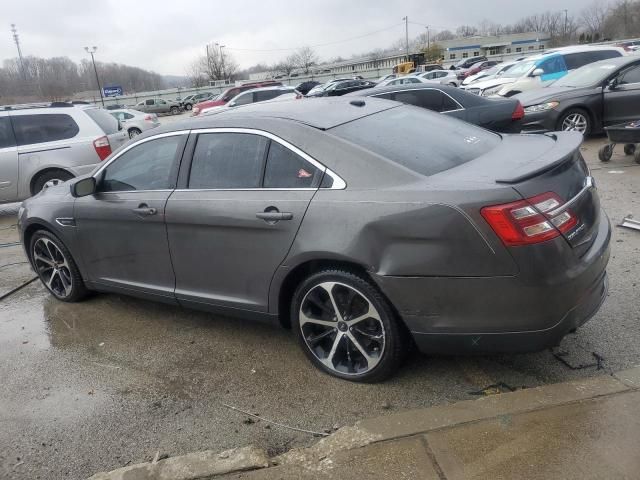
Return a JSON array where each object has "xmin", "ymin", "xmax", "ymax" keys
[
  {"xmin": 215, "ymin": 42, "xmax": 226, "ymax": 81},
  {"xmin": 84, "ymin": 46, "xmax": 104, "ymax": 107},
  {"xmin": 426, "ymin": 26, "xmax": 430, "ymax": 52},
  {"xmin": 402, "ymin": 16, "xmax": 409, "ymax": 58},
  {"xmin": 563, "ymin": 9, "xmax": 568, "ymax": 42}
]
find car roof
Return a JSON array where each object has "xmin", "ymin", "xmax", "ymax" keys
[
  {"xmin": 237, "ymin": 86, "xmax": 295, "ymax": 93},
  {"xmin": 145, "ymin": 97, "xmax": 400, "ymax": 132},
  {"xmin": 545, "ymin": 45, "xmax": 625, "ymax": 54},
  {"xmin": 352, "ymin": 83, "xmax": 492, "ymax": 108}
]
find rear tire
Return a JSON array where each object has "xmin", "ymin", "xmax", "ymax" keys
[
  {"xmin": 170, "ymin": 106, "xmax": 179, "ymax": 115},
  {"xmin": 291, "ymin": 269, "xmax": 408, "ymax": 383},
  {"xmin": 128, "ymin": 127, "xmax": 142, "ymax": 139},
  {"xmin": 30, "ymin": 230, "xmax": 87, "ymax": 302},
  {"xmin": 598, "ymin": 144, "xmax": 613, "ymax": 162},
  {"xmin": 32, "ymin": 170, "xmax": 73, "ymax": 195},
  {"xmin": 635, "ymin": 149, "xmax": 640, "ymax": 165},
  {"xmin": 184, "ymin": 104, "xmax": 193, "ymax": 111}
]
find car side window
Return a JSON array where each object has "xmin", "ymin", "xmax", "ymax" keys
[
  {"xmin": 263, "ymin": 141, "xmax": 323, "ymax": 188},
  {"xmin": 189, "ymin": 133, "xmax": 268, "ymax": 189},
  {"xmin": 124, "ymin": 112, "xmax": 134, "ymax": 119},
  {"xmin": 373, "ymin": 93, "xmax": 394, "ymax": 101},
  {"xmin": 619, "ymin": 65, "xmax": 640, "ymax": 85},
  {"xmin": 145, "ymin": 99, "xmax": 154, "ymax": 106},
  {"xmin": 100, "ymin": 136, "xmax": 183, "ymax": 192},
  {"xmin": 0, "ymin": 117, "xmax": 17, "ymax": 149},
  {"xmin": 255, "ymin": 90, "xmax": 281, "ymax": 102},
  {"xmin": 394, "ymin": 90, "xmax": 452, "ymax": 112},
  {"xmin": 158, "ymin": 100, "xmax": 167, "ymax": 105},
  {"xmin": 233, "ymin": 92, "xmax": 254, "ymax": 105},
  {"xmin": 11, "ymin": 114, "xmax": 79, "ymax": 146}
]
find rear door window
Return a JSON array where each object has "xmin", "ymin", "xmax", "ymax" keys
[
  {"xmin": 189, "ymin": 133, "xmax": 268, "ymax": 189},
  {"xmin": 11, "ymin": 114, "xmax": 79, "ymax": 146},
  {"xmin": 0, "ymin": 117, "xmax": 16, "ymax": 148},
  {"xmin": 263, "ymin": 141, "xmax": 322, "ymax": 188},
  {"xmin": 233, "ymin": 92, "xmax": 255, "ymax": 105},
  {"xmin": 331, "ymin": 106, "xmax": 499, "ymax": 176},
  {"xmin": 84, "ymin": 108, "xmax": 120, "ymax": 134}
]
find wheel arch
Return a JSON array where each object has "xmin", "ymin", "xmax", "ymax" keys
[
  {"xmin": 275, "ymin": 257, "xmax": 374, "ymax": 329},
  {"xmin": 29, "ymin": 167, "xmax": 74, "ymax": 196},
  {"xmin": 22, "ymin": 219, "xmax": 59, "ymax": 265},
  {"xmin": 556, "ymin": 105, "xmax": 595, "ymax": 133}
]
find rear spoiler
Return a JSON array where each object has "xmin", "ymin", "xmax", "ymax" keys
[{"xmin": 495, "ymin": 131, "xmax": 582, "ymax": 184}]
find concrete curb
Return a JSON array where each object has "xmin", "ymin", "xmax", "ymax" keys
[
  {"xmin": 88, "ymin": 367, "xmax": 640, "ymax": 479},
  {"xmin": 87, "ymin": 445, "xmax": 269, "ymax": 480}
]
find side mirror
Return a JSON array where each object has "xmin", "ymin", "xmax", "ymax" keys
[
  {"xmin": 531, "ymin": 68, "xmax": 544, "ymax": 77},
  {"xmin": 608, "ymin": 78, "xmax": 619, "ymax": 89},
  {"xmin": 228, "ymin": 101, "xmax": 236, "ymax": 107},
  {"xmin": 71, "ymin": 177, "xmax": 96, "ymax": 197}
]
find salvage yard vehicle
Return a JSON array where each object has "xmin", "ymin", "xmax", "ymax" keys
[
  {"xmin": 200, "ymin": 86, "xmax": 302, "ymax": 115},
  {"xmin": 108, "ymin": 108, "xmax": 160, "ymax": 139},
  {"xmin": 0, "ymin": 102, "xmax": 128, "ymax": 202},
  {"xmin": 19, "ymin": 98, "xmax": 610, "ymax": 382},
  {"xmin": 351, "ymin": 84, "xmax": 524, "ymax": 133},
  {"xmin": 306, "ymin": 79, "xmax": 376, "ymax": 97},
  {"xmin": 517, "ymin": 56, "xmax": 640, "ymax": 135},
  {"xmin": 134, "ymin": 98, "xmax": 182, "ymax": 115},
  {"xmin": 191, "ymin": 80, "xmax": 282, "ymax": 116}
]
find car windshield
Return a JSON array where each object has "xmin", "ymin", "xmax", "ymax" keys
[
  {"xmin": 482, "ymin": 65, "xmax": 501, "ymax": 76},
  {"xmin": 552, "ymin": 62, "xmax": 619, "ymax": 87},
  {"xmin": 500, "ymin": 60, "xmax": 535, "ymax": 78},
  {"xmin": 331, "ymin": 106, "xmax": 500, "ymax": 177}
]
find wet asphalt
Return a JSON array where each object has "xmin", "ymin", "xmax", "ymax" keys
[{"xmin": 1, "ymin": 137, "xmax": 639, "ymax": 480}]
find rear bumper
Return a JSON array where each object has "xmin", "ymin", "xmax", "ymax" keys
[{"xmin": 372, "ymin": 209, "xmax": 611, "ymax": 354}]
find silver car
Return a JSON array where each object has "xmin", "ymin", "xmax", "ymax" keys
[
  {"xmin": 18, "ymin": 98, "xmax": 610, "ymax": 382},
  {"xmin": 0, "ymin": 103, "xmax": 128, "ymax": 202},
  {"xmin": 134, "ymin": 98, "xmax": 182, "ymax": 115},
  {"xmin": 109, "ymin": 109, "xmax": 161, "ymax": 139}
]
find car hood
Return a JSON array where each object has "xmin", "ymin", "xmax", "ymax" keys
[
  {"xmin": 463, "ymin": 76, "xmax": 516, "ymax": 90},
  {"xmin": 515, "ymin": 86, "xmax": 593, "ymax": 106}
]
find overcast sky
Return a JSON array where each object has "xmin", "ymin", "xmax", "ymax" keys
[{"xmin": 2, "ymin": 0, "xmax": 589, "ymax": 76}]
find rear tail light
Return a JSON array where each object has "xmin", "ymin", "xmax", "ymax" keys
[
  {"xmin": 512, "ymin": 101, "xmax": 525, "ymax": 121},
  {"xmin": 93, "ymin": 136, "xmax": 112, "ymax": 161},
  {"xmin": 481, "ymin": 192, "xmax": 578, "ymax": 246},
  {"xmin": 295, "ymin": 93, "xmax": 303, "ymax": 99},
  {"xmin": 144, "ymin": 114, "xmax": 153, "ymax": 121}
]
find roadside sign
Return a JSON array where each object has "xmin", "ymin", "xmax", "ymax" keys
[{"xmin": 103, "ymin": 86, "xmax": 123, "ymax": 97}]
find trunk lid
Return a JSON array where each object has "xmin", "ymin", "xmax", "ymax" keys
[{"xmin": 444, "ymin": 131, "xmax": 599, "ymax": 252}]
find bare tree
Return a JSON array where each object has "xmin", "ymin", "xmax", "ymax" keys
[
  {"xmin": 456, "ymin": 25, "xmax": 478, "ymax": 37},
  {"xmin": 275, "ymin": 54, "xmax": 298, "ymax": 77},
  {"xmin": 292, "ymin": 46, "xmax": 318, "ymax": 74},
  {"xmin": 433, "ymin": 30, "xmax": 454, "ymax": 41},
  {"xmin": 581, "ymin": 1, "xmax": 609, "ymax": 36}
]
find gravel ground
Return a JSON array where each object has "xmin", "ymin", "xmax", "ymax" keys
[{"xmin": 1, "ymin": 136, "xmax": 639, "ymax": 480}]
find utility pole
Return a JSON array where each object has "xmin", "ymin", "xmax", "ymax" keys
[
  {"xmin": 563, "ymin": 9, "xmax": 568, "ymax": 42},
  {"xmin": 10, "ymin": 24, "xmax": 26, "ymax": 80},
  {"xmin": 426, "ymin": 26, "xmax": 430, "ymax": 52},
  {"xmin": 216, "ymin": 42, "xmax": 226, "ymax": 80},
  {"xmin": 84, "ymin": 46, "xmax": 105, "ymax": 107},
  {"xmin": 402, "ymin": 16, "xmax": 409, "ymax": 58}
]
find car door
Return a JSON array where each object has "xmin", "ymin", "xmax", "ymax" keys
[
  {"xmin": 155, "ymin": 99, "xmax": 169, "ymax": 113},
  {"xmin": 165, "ymin": 130, "xmax": 324, "ymax": 313},
  {"xmin": 603, "ymin": 64, "xmax": 640, "ymax": 125},
  {"xmin": 74, "ymin": 132, "xmax": 187, "ymax": 300},
  {"xmin": 0, "ymin": 112, "xmax": 18, "ymax": 202}
]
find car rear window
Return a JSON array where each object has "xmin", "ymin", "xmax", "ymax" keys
[
  {"xmin": 330, "ymin": 106, "xmax": 500, "ymax": 176},
  {"xmin": 84, "ymin": 108, "xmax": 120, "ymax": 134},
  {"xmin": 11, "ymin": 114, "xmax": 79, "ymax": 146}
]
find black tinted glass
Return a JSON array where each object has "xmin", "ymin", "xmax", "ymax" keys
[
  {"xmin": 264, "ymin": 141, "xmax": 322, "ymax": 188},
  {"xmin": 0, "ymin": 117, "xmax": 16, "ymax": 149},
  {"xmin": 101, "ymin": 136, "xmax": 182, "ymax": 192},
  {"xmin": 620, "ymin": 65, "xmax": 640, "ymax": 84},
  {"xmin": 12, "ymin": 114, "xmax": 79, "ymax": 146},
  {"xmin": 393, "ymin": 90, "xmax": 458, "ymax": 113},
  {"xmin": 332, "ymin": 106, "xmax": 499, "ymax": 176},
  {"xmin": 189, "ymin": 133, "xmax": 268, "ymax": 189}
]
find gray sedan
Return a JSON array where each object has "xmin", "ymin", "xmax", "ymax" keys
[{"xmin": 18, "ymin": 98, "xmax": 610, "ymax": 382}]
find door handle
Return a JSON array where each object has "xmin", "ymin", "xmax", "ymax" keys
[
  {"xmin": 256, "ymin": 211, "xmax": 293, "ymax": 221},
  {"xmin": 132, "ymin": 204, "xmax": 157, "ymax": 216}
]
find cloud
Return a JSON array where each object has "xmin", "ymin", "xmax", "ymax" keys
[{"xmin": 1, "ymin": 0, "xmax": 589, "ymax": 75}]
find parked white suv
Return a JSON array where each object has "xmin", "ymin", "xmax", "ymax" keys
[{"xmin": 0, "ymin": 102, "xmax": 128, "ymax": 202}]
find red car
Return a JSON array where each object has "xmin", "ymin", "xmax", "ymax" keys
[
  {"xmin": 192, "ymin": 81, "xmax": 282, "ymax": 116},
  {"xmin": 457, "ymin": 61, "xmax": 499, "ymax": 81}
]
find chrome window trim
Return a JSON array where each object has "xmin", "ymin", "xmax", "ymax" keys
[
  {"xmin": 188, "ymin": 127, "xmax": 346, "ymax": 190},
  {"xmin": 369, "ymin": 88, "xmax": 465, "ymax": 113},
  {"xmin": 92, "ymin": 130, "xmax": 191, "ymax": 177}
]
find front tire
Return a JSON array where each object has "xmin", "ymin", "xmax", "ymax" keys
[
  {"xmin": 30, "ymin": 230, "xmax": 87, "ymax": 302},
  {"xmin": 291, "ymin": 269, "xmax": 407, "ymax": 382},
  {"xmin": 184, "ymin": 103, "xmax": 193, "ymax": 111},
  {"xmin": 558, "ymin": 108, "xmax": 591, "ymax": 135},
  {"xmin": 170, "ymin": 106, "xmax": 179, "ymax": 115}
]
